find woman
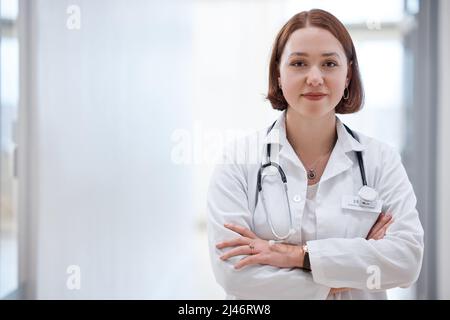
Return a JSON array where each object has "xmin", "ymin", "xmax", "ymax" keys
[{"xmin": 207, "ymin": 9, "xmax": 424, "ymax": 300}]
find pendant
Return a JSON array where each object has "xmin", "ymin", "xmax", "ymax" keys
[{"xmin": 307, "ymin": 169, "xmax": 316, "ymax": 180}]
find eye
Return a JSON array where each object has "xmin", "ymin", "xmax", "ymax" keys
[
  {"xmin": 324, "ymin": 61, "xmax": 338, "ymax": 68},
  {"xmin": 290, "ymin": 61, "xmax": 306, "ymax": 67}
]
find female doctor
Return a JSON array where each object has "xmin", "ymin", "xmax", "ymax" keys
[{"xmin": 207, "ymin": 9, "xmax": 424, "ymax": 300}]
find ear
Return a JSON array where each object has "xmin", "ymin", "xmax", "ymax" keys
[{"xmin": 346, "ymin": 61, "xmax": 353, "ymax": 87}]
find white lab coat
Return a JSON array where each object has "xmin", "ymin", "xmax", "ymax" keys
[{"xmin": 206, "ymin": 110, "xmax": 424, "ymax": 300}]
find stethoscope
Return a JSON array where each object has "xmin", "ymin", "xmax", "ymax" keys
[{"xmin": 254, "ymin": 120, "xmax": 379, "ymax": 241}]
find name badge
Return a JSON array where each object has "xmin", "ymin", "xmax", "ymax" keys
[{"xmin": 341, "ymin": 195, "xmax": 383, "ymax": 213}]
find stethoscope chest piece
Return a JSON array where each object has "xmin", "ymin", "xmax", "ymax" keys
[{"xmin": 358, "ymin": 185, "xmax": 378, "ymax": 206}]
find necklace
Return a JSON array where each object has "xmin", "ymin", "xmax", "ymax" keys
[{"xmin": 305, "ymin": 144, "xmax": 335, "ymax": 181}]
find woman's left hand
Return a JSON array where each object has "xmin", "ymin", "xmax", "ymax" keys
[{"xmin": 216, "ymin": 223, "xmax": 302, "ymax": 270}]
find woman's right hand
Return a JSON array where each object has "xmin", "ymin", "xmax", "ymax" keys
[
  {"xmin": 329, "ymin": 211, "xmax": 394, "ymax": 296},
  {"xmin": 366, "ymin": 211, "xmax": 394, "ymax": 240}
]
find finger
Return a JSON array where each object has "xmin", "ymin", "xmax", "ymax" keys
[
  {"xmin": 220, "ymin": 245, "xmax": 253, "ymax": 261},
  {"xmin": 216, "ymin": 236, "xmax": 250, "ymax": 249},
  {"xmin": 370, "ymin": 232, "xmax": 382, "ymax": 241},
  {"xmin": 371, "ymin": 224, "xmax": 386, "ymax": 240},
  {"xmin": 366, "ymin": 212, "xmax": 386, "ymax": 239},
  {"xmin": 372, "ymin": 212, "xmax": 392, "ymax": 233},
  {"xmin": 224, "ymin": 223, "xmax": 257, "ymax": 239},
  {"xmin": 366, "ymin": 212, "xmax": 392, "ymax": 239},
  {"xmin": 234, "ymin": 254, "xmax": 260, "ymax": 270},
  {"xmin": 337, "ymin": 288, "xmax": 352, "ymax": 293},
  {"xmin": 372, "ymin": 219, "xmax": 394, "ymax": 240},
  {"xmin": 373, "ymin": 219, "xmax": 394, "ymax": 239},
  {"xmin": 377, "ymin": 218, "xmax": 395, "ymax": 237}
]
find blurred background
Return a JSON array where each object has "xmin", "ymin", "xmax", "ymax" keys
[{"xmin": 0, "ymin": 0, "xmax": 448, "ymax": 299}]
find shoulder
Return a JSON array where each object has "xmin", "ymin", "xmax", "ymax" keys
[
  {"xmin": 217, "ymin": 127, "xmax": 267, "ymax": 167},
  {"xmin": 351, "ymin": 130, "xmax": 406, "ymax": 189},
  {"xmin": 352, "ymin": 129, "xmax": 401, "ymax": 163},
  {"xmin": 208, "ymin": 128, "xmax": 266, "ymax": 192}
]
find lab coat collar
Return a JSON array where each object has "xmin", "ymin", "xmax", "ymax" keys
[
  {"xmin": 262, "ymin": 111, "xmax": 365, "ymax": 183},
  {"xmin": 320, "ymin": 117, "xmax": 365, "ymax": 184},
  {"xmin": 263, "ymin": 110, "xmax": 365, "ymax": 153},
  {"xmin": 335, "ymin": 117, "xmax": 365, "ymax": 153}
]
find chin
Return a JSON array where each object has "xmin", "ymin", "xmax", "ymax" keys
[{"xmin": 289, "ymin": 104, "xmax": 333, "ymax": 119}]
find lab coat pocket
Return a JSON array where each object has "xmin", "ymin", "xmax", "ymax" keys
[{"xmin": 342, "ymin": 207, "xmax": 380, "ymax": 238}]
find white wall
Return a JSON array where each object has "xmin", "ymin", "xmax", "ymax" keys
[
  {"xmin": 22, "ymin": 0, "xmax": 197, "ymax": 298},
  {"xmin": 437, "ymin": 0, "xmax": 450, "ymax": 300}
]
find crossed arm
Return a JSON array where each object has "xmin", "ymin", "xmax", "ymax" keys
[
  {"xmin": 216, "ymin": 212, "xmax": 394, "ymax": 296},
  {"xmin": 210, "ymin": 144, "xmax": 422, "ymax": 298}
]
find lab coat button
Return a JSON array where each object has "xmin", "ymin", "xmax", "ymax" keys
[{"xmin": 293, "ymin": 195, "xmax": 301, "ymax": 202}]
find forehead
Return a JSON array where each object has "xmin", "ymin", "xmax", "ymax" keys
[{"xmin": 282, "ymin": 27, "xmax": 346, "ymax": 59}]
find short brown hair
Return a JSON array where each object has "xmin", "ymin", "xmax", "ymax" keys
[{"xmin": 266, "ymin": 9, "xmax": 364, "ymax": 113}]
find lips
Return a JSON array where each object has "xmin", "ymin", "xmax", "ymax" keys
[
  {"xmin": 302, "ymin": 92, "xmax": 327, "ymax": 101},
  {"xmin": 302, "ymin": 92, "xmax": 327, "ymax": 97}
]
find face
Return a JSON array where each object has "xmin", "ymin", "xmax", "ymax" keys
[{"xmin": 278, "ymin": 27, "xmax": 351, "ymax": 119}]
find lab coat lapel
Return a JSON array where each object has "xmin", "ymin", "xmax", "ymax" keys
[
  {"xmin": 320, "ymin": 117, "xmax": 365, "ymax": 184},
  {"xmin": 262, "ymin": 111, "xmax": 303, "ymax": 169},
  {"xmin": 262, "ymin": 110, "xmax": 306, "ymax": 169},
  {"xmin": 319, "ymin": 141, "xmax": 353, "ymax": 184}
]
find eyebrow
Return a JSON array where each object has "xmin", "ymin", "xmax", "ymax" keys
[{"xmin": 288, "ymin": 52, "xmax": 341, "ymax": 59}]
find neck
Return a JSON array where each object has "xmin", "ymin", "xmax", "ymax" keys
[{"xmin": 285, "ymin": 108, "xmax": 337, "ymax": 160}]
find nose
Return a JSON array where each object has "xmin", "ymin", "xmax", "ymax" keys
[{"xmin": 305, "ymin": 66, "xmax": 324, "ymax": 87}]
